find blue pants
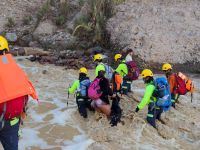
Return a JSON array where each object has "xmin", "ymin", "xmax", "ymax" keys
[
  {"xmin": 0, "ymin": 120, "xmax": 20, "ymax": 150},
  {"xmin": 147, "ymin": 105, "xmax": 163, "ymax": 128}
]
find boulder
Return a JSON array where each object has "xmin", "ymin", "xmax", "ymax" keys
[
  {"xmin": 36, "ymin": 31, "xmax": 77, "ymax": 50},
  {"xmin": 33, "ymin": 20, "xmax": 56, "ymax": 38},
  {"xmin": 29, "ymin": 41, "xmax": 40, "ymax": 47}
]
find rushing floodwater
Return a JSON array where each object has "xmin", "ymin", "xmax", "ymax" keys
[{"xmin": 1, "ymin": 57, "xmax": 199, "ymax": 150}]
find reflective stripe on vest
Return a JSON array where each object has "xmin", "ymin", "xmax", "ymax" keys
[
  {"xmin": 10, "ymin": 117, "xmax": 19, "ymax": 126},
  {"xmin": 0, "ymin": 103, "xmax": 6, "ymax": 128},
  {"xmin": 122, "ymin": 86, "xmax": 128, "ymax": 89},
  {"xmin": 77, "ymin": 99, "xmax": 84, "ymax": 102},
  {"xmin": 147, "ymin": 114, "xmax": 154, "ymax": 118}
]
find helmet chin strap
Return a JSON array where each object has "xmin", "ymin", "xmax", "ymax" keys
[
  {"xmin": 143, "ymin": 76, "xmax": 153, "ymax": 84},
  {"xmin": 166, "ymin": 70, "xmax": 172, "ymax": 78}
]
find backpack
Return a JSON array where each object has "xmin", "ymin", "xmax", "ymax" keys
[
  {"xmin": 174, "ymin": 74, "xmax": 187, "ymax": 95},
  {"xmin": 79, "ymin": 79, "xmax": 91, "ymax": 97},
  {"xmin": 88, "ymin": 78, "xmax": 102, "ymax": 100},
  {"xmin": 0, "ymin": 96, "xmax": 28, "ymax": 121},
  {"xmin": 153, "ymin": 77, "xmax": 171, "ymax": 111},
  {"xmin": 124, "ymin": 61, "xmax": 140, "ymax": 81},
  {"xmin": 104, "ymin": 64, "xmax": 114, "ymax": 81},
  {"xmin": 177, "ymin": 72, "xmax": 194, "ymax": 102}
]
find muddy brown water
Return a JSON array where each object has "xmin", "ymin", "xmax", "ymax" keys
[{"xmin": 0, "ymin": 57, "xmax": 199, "ymax": 150}]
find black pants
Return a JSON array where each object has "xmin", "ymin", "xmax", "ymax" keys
[
  {"xmin": 146, "ymin": 105, "xmax": 163, "ymax": 128},
  {"xmin": 122, "ymin": 79, "xmax": 131, "ymax": 95},
  {"xmin": 171, "ymin": 94, "xmax": 179, "ymax": 108},
  {"xmin": 76, "ymin": 98, "xmax": 94, "ymax": 118},
  {"xmin": 0, "ymin": 120, "xmax": 20, "ymax": 150},
  {"xmin": 110, "ymin": 95, "xmax": 122, "ymax": 126}
]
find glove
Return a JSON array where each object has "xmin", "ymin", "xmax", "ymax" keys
[{"xmin": 135, "ymin": 107, "xmax": 139, "ymax": 113}]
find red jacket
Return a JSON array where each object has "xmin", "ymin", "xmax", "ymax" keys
[{"xmin": 0, "ymin": 96, "xmax": 28, "ymax": 120}]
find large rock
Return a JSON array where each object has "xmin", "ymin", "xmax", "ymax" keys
[
  {"xmin": 36, "ymin": 31, "xmax": 77, "ymax": 50},
  {"xmin": 107, "ymin": 0, "xmax": 200, "ymax": 64},
  {"xmin": 33, "ymin": 20, "xmax": 56, "ymax": 38}
]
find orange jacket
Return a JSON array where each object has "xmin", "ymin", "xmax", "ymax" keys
[{"xmin": 167, "ymin": 74, "xmax": 177, "ymax": 94}]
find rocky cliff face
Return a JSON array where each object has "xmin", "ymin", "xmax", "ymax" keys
[
  {"xmin": 0, "ymin": 0, "xmax": 44, "ymax": 31},
  {"xmin": 107, "ymin": 0, "xmax": 200, "ymax": 65}
]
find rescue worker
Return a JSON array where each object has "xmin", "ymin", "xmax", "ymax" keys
[
  {"xmin": 162, "ymin": 63, "xmax": 178, "ymax": 108},
  {"xmin": 0, "ymin": 36, "xmax": 38, "ymax": 150},
  {"xmin": 135, "ymin": 69, "xmax": 163, "ymax": 128},
  {"xmin": 68, "ymin": 67, "xmax": 94, "ymax": 118},
  {"xmin": 114, "ymin": 54, "xmax": 130, "ymax": 95},
  {"xmin": 94, "ymin": 54, "xmax": 106, "ymax": 77},
  {"xmin": 91, "ymin": 69, "xmax": 113, "ymax": 116}
]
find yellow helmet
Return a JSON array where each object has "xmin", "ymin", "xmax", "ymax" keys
[
  {"xmin": 141, "ymin": 69, "xmax": 154, "ymax": 78},
  {"xmin": 0, "ymin": 36, "xmax": 9, "ymax": 51},
  {"xmin": 114, "ymin": 54, "xmax": 122, "ymax": 61},
  {"xmin": 79, "ymin": 67, "xmax": 88, "ymax": 74},
  {"xmin": 94, "ymin": 54, "xmax": 103, "ymax": 61},
  {"xmin": 162, "ymin": 63, "xmax": 172, "ymax": 71}
]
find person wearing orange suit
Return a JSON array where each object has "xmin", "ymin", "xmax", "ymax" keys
[
  {"xmin": 162, "ymin": 63, "xmax": 178, "ymax": 108},
  {"xmin": 0, "ymin": 36, "xmax": 38, "ymax": 150}
]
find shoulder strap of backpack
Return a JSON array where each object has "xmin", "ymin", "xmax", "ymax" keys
[{"xmin": 0, "ymin": 103, "xmax": 6, "ymax": 128}]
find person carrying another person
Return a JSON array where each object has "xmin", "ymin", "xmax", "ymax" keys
[
  {"xmin": 0, "ymin": 36, "xmax": 38, "ymax": 150},
  {"xmin": 89, "ymin": 69, "xmax": 113, "ymax": 116},
  {"xmin": 135, "ymin": 69, "xmax": 164, "ymax": 129},
  {"xmin": 68, "ymin": 67, "xmax": 94, "ymax": 118}
]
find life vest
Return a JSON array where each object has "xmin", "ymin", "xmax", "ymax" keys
[{"xmin": 0, "ymin": 54, "xmax": 38, "ymax": 104}]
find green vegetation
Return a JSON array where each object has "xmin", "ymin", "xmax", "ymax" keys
[
  {"xmin": 78, "ymin": 0, "xmax": 86, "ymax": 6},
  {"xmin": 112, "ymin": 0, "xmax": 126, "ymax": 5},
  {"xmin": 36, "ymin": 0, "xmax": 50, "ymax": 24},
  {"xmin": 55, "ymin": 15, "xmax": 66, "ymax": 26},
  {"xmin": 5, "ymin": 17, "xmax": 15, "ymax": 28},
  {"xmin": 73, "ymin": 0, "xmax": 114, "ymax": 47},
  {"xmin": 22, "ymin": 16, "xmax": 32, "ymax": 25},
  {"xmin": 55, "ymin": 1, "xmax": 72, "ymax": 26}
]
